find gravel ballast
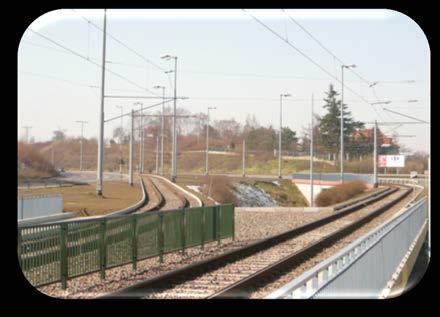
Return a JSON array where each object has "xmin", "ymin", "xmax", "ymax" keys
[{"xmin": 36, "ymin": 209, "xmax": 333, "ymax": 298}]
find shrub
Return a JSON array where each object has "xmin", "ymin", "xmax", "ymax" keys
[{"xmin": 315, "ymin": 181, "xmax": 367, "ymax": 207}]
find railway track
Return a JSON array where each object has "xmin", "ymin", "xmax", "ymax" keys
[
  {"xmin": 101, "ymin": 185, "xmax": 413, "ymax": 299},
  {"xmin": 148, "ymin": 176, "xmax": 188, "ymax": 210}
]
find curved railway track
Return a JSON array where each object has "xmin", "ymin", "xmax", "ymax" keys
[
  {"xmin": 148, "ymin": 176, "xmax": 188, "ymax": 210},
  {"xmin": 101, "ymin": 185, "xmax": 415, "ymax": 299},
  {"xmin": 137, "ymin": 175, "xmax": 204, "ymax": 213}
]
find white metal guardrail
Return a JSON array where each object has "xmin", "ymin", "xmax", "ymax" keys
[
  {"xmin": 17, "ymin": 193, "xmax": 64, "ymax": 220},
  {"xmin": 266, "ymin": 194, "xmax": 428, "ymax": 299}
]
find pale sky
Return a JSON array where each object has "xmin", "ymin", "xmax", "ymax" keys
[{"xmin": 18, "ymin": 9, "xmax": 430, "ymax": 153}]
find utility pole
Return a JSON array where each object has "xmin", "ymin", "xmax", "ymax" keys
[
  {"xmin": 242, "ymin": 139, "xmax": 246, "ymax": 177},
  {"xmin": 340, "ymin": 64, "xmax": 356, "ymax": 184},
  {"xmin": 76, "ymin": 121, "xmax": 88, "ymax": 171},
  {"xmin": 22, "ymin": 126, "xmax": 32, "ymax": 143},
  {"xmin": 155, "ymin": 134, "xmax": 159, "ymax": 174},
  {"xmin": 153, "ymin": 85, "xmax": 166, "ymax": 176},
  {"xmin": 310, "ymin": 94, "xmax": 314, "ymax": 207},
  {"xmin": 134, "ymin": 102, "xmax": 144, "ymax": 173},
  {"xmin": 172, "ymin": 57, "xmax": 178, "ymax": 182},
  {"xmin": 161, "ymin": 54, "xmax": 178, "ymax": 182},
  {"xmin": 96, "ymin": 9, "xmax": 107, "ymax": 196},
  {"xmin": 128, "ymin": 110, "xmax": 134, "ymax": 186},
  {"xmin": 116, "ymin": 105, "xmax": 123, "ymax": 173},
  {"xmin": 278, "ymin": 93, "xmax": 291, "ymax": 179},
  {"xmin": 373, "ymin": 120, "xmax": 378, "ymax": 187},
  {"xmin": 206, "ymin": 107, "xmax": 216, "ymax": 175},
  {"xmin": 51, "ymin": 147, "xmax": 55, "ymax": 166}
]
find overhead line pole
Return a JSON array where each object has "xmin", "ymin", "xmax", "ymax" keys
[
  {"xmin": 115, "ymin": 105, "xmax": 123, "ymax": 173},
  {"xmin": 278, "ymin": 93, "xmax": 291, "ymax": 179},
  {"xmin": 310, "ymin": 94, "xmax": 314, "ymax": 207},
  {"xmin": 206, "ymin": 107, "xmax": 216, "ymax": 175},
  {"xmin": 373, "ymin": 120, "xmax": 378, "ymax": 187},
  {"xmin": 76, "ymin": 121, "xmax": 88, "ymax": 171},
  {"xmin": 96, "ymin": 9, "xmax": 107, "ymax": 196},
  {"xmin": 128, "ymin": 110, "xmax": 134, "ymax": 186},
  {"xmin": 242, "ymin": 139, "xmax": 246, "ymax": 177},
  {"xmin": 22, "ymin": 126, "xmax": 32, "ymax": 143},
  {"xmin": 340, "ymin": 64, "xmax": 356, "ymax": 184}
]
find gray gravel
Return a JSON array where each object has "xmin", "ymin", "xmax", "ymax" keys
[{"xmin": 37, "ymin": 209, "xmax": 331, "ymax": 298}]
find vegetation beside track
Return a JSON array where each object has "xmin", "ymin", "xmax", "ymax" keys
[
  {"xmin": 315, "ymin": 181, "xmax": 368, "ymax": 207},
  {"xmin": 250, "ymin": 180, "xmax": 308, "ymax": 207}
]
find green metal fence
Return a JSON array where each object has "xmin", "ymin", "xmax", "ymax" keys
[{"xmin": 17, "ymin": 204, "xmax": 234, "ymax": 289}]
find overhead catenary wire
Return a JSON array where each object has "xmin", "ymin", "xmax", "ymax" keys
[
  {"xmin": 28, "ymin": 29, "xmax": 158, "ymax": 95},
  {"xmin": 72, "ymin": 9, "xmax": 166, "ymax": 73},
  {"xmin": 243, "ymin": 10, "xmax": 382, "ymax": 118}
]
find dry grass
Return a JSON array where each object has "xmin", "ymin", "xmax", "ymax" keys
[
  {"xmin": 18, "ymin": 142, "xmax": 58, "ymax": 179},
  {"xmin": 253, "ymin": 180, "xmax": 308, "ymax": 207},
  {"xmin": 200, "ymin": 175, "xmax": 238, "ymax": 205},
  {"xmin": 315, "ymin": 181, "xmax": 367, "ymax": 207},
  {"xmin": 18, "ymin": 181, "xmax": 142, "ymax": 216}
]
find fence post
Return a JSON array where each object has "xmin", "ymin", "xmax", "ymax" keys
[
  {"xmin": 60, "ymin": 223, "xmax": 68, "ymax": 289},
  {"xmin": 213, "ymin": 206, "xmax": 217, "ymax": 244},
  {"xmin": 132, "ymin": 214, "xmax": 138, "ymax": 271},
  {"xmin": 158, "ymin": 212, "xmax": 164, "ymax": 263},
  {"xmin": 17, "ymin": 229, "xmax": 22, "ymax": 268},
  {"xmin": 181, "ymin": 209, "xmax": 186, "ymax": 255},
  {"xmin": 99, "ymin": 219, "xmax": 107, "ymax": 280},
  {"xmin": 217, "ymin": 205, "xmax": 221, "ymax": 245},
  {"xmin": 201, "ymin": 207, "xmax": 205, "ymax": 250},
  {"xmin": 232, "ymin": 205, "xmax": 235, "ymax": 241}
]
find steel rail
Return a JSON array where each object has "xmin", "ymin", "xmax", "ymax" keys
[
  {"xmin": 209, "ymin": 186, "xmax": 413, "ymax": 298},
  {"xmin": 100, "ymin": 186, "xmax": 401, "ymax": 298}
]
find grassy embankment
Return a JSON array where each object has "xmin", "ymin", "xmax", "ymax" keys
[
  {"xmin": 18, "ymin": 182, "xmax": 143, "ymax": 216},
  {"xmin": 251, "ymin": 180, "xmax": 309, "ymax": 207}
]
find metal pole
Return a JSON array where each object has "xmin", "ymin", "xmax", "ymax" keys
[
  {"xmin": 96, "ymin": 9, "xmax": 107, "ymax": 196},
  {"xmin": 51, "ymin": 147, "xmax": 55, "ymax": 166},
  {"xmin": 278, "ymin": 95, "xmax": 282, "ymax": 179},
  {"xmin": 80, "ymin": 126, "xmax": 83, "ymax": 171},
  {"xmin": 141, "ymin": 104, "xmax": 145, "ymax": 174},
  {"xmin": 242, "ymin": 139, "xmax": 246, "ymax": 177},
  {"xmin": 119, "ymin": 106, "xmax": 123, "ymax": 173},
  {"xmin": 22, "ymin": 126, "xmax": 31, "ymax": 143},
  {"xmin": 76, "ymin": 121, "xmax": 88, "ymax": 171},
  {"xmin": 373, "ymin": 120, "xmax": 378, "ymax": 187},
  {"xmin": 161, "ymin": 87, "xmax": 165, "ymax": 176},
  {"xmin": 156, "ymin": 134, "xmax": 159, "ymax": 174},
  {"xmin": 310, "ymin": 94, "xmax": 314, "ymax": 207},
  {"xmin": 340, "ymin": 65, "xmax": 344, "ymax": 184},
  {"xmin": 129, "ymin": 110, "xmax": 134, "ymax": 186},
  {"xmin": 206, "ymin": 109, "xmax": 209, "ymax": 175},
  {"xmin": 171, "ymin": 57, "xmax": 178, "ymax": 182}
]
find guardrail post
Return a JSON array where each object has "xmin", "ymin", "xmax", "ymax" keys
[
  {"xmin": 60, "ymin": 223, "xmax": 68, "ymax": 289},
  {"xmin": 132, "ymin": 214, "xmax": 138, "ymax": 271},
  {"xmin": 99, "ymin": 219, "xmax": 107, "ymax": 280},
  {"xmin": 181, "ymin": 209, "xmax": 186, "ymax": 255},
  {"xmin": 158, "ymin": 212, "xmax": 164, "ymax": 263},
  {"xmin": 201, "ymin": 207, "xmax": 205, "ymax": 250}
]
